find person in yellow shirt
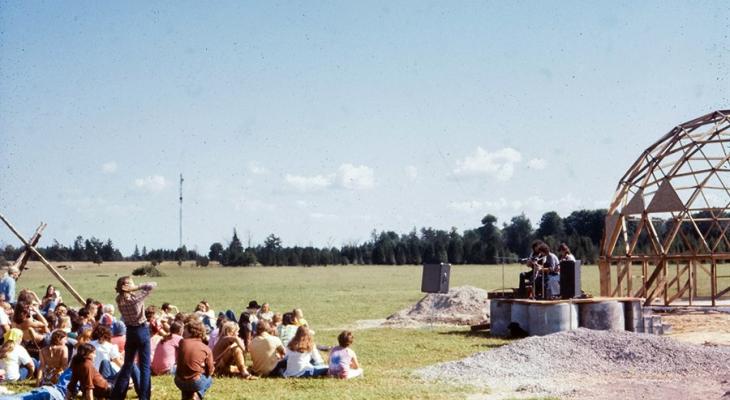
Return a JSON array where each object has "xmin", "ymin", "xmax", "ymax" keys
[{"xmin": 248, "ymin": 320, "xmax": 286, "ymax": 377}]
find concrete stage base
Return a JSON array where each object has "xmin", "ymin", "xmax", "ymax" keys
[{"xmin": 489, "ymin": 297, "xmax": 644, "ymax": 337}]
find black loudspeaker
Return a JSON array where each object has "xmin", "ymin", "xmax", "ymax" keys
[
  {"xmin": 421, "ymin": 263, "xmax": 451, "ymax": 293},
  {"xmin": 560, "ymin": 260, "xmax": 582, "ymax": 299}
]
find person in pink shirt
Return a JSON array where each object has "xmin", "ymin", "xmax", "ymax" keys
[
  {"xmin": 151, "ymin": 321, "xmax": 183, "ymax": 375},
  {"xmin": 328, "ymin": 330, "xmax": 363, "ymax": 379}
]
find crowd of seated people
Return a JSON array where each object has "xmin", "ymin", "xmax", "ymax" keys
[{"xmin": 0, "ymin": 269, "xmax": 364, "ymax": 400}]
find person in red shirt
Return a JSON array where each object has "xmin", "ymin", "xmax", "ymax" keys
[
  {"xmin": 66, "ymin": 343, "xmax": 112, "ymax": 400},
  {"xmin": 175, "ymin": 318, "xmax": 214, "ymax": 400}
]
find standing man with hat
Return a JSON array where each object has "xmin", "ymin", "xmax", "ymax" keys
[{"xmin": 111, "ymin": 276, "xmax": 155, "ymax": 400}]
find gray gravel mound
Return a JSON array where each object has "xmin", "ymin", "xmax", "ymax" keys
[
  {"xmin": 416, "ymin": 328, "xmax": 730, "ymax": 398},
  {"xmin": 385, "ymin": 286, "xmax": 490, "ymax": 326}
]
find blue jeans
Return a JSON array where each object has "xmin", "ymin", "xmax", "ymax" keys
[
  {"xmin": 175, "ymin": 374, "xmax": 213, "ymax": 399},
  {"xmin": 18, "ymin": 358, "xmax": 40, "ymax": 380},
  {"xmin": 300, "ymin": 367, "xmax": 329, "ymax": 377},
  {"xmin": 100, "ymin": 358, "xmax": 140, "ymax": 387},
  {"xmin": 111, "ymin": 324, "xmax": 151, "ymax": 400}
]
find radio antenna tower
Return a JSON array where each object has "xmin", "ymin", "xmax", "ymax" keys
[{"xmin": 179, "ymin": 173, "xmax": 184, "ymax": 249}]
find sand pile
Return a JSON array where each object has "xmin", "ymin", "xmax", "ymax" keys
[
  {"xmin": 416, "ymin": 328, "xmax": 730, "ymax": 399},
  {"xmin": 384, "ymin": 286, "xmax": 490, "ymax": 327}
]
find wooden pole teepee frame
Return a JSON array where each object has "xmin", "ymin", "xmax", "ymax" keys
[
  {"xmin": 600, "ymin": 110, "xmax": 730, "ymax": 306},
  {"xmin": 0, "ymin": 213, "xmax": 85, "ymax": 306}
]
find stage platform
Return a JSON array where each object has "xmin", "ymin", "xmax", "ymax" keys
[{"xmin": 490, "ymin": 296, "xmax": 649, "ymax": 337}]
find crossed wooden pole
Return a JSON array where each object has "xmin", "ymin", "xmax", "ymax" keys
[{"xmin": 0, "ymin": 212, "xmax": 85, "ymax": 306}]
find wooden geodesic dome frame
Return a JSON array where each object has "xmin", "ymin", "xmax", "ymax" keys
[{"xmin": 600, "ymin": 110, "xmax": 730, "ymax": 306}]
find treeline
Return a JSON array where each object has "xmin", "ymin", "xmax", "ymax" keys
[
  {"xmin": 0, "ymin": 237, "xmax": 200, "ymax": 266},
  {"xmin": 211, "ymin": 209, "xmax": 607, "ymax": 266},
  {"xmin": 0, "ymin": 209, "xmax": 607, "ymax": 267}
]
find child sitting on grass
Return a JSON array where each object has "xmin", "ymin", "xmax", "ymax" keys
[{"xmin": 328, "ymin": 330, "xmax": 363, "ymax": 379}]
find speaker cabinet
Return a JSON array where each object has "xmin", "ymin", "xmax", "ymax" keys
[
  {"xmin": 560, "ymin": 260, "xmax": 582, "ymax": 299},
  {"xmin": 421, "ymin": 263, "xmax": 451, "ymax": 294}
]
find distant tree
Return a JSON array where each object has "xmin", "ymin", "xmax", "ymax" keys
[
  {"xmin": 46, "ymin": 240, "xmax": 70, "ymax": 261},
  {"xmin": 262, "ymin": 234, "xmax": 282, "ymax": 266},
  {"xmin": 208, "ymin": 242, "xmax": 223, "ymax": 262},
  {"xmin": 447, "ymin": 227, "xmax": 464, "ymax": 264},
  {"xmin": 301, "ymin": 247, "xmax": 317, "ymax": 266},
  {"xmin": 72, "ymin": 236, "xmax": 86, "ymax": 261},
  {"xmin": 222, "ymin": 229, "xmax": 252, "ymax": 266},
  {"xmin": 175, "ymin": 245, "xmax": 188, "ymax": 265},
  {"xmin": 85, "ymin": 237, "xmax": 103, "ymax": 264},
  {"xmin": 564, "ymin": 209, "xmax": 607, "ymax": 246},
  {"xmin": 100, "ymin": 239, "xmax": 119, "ymax": 262},
  {"xmin": 406, "ymin": 230, "xmax": 422, "ymax": 264},
  {"xmin": 319, "ymin": 248, "xmax": 333, "ymax": 266},
  {"xmin": 478, "ymin": 214, "xmax": 503, "ymax": 264},
  {"xmin": 535, "ymin": 212, "xmax": 565, "ymax": 242},
  {"xmin": 131, "ymin": 245, "xmax": 141, "ymax": 261},
  {"xmin": 503, "ymin": 214, "xmax": 534, "ymax": 257}
]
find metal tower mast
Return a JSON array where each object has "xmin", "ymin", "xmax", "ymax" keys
[{"xmin": 179, "ymin": 173, "xmax": 184, "ymax": 249}]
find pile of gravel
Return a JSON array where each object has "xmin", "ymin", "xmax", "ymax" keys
[
  {"xmin": 416, "ymin": 328, "xmax": 730, "ymax": 397},
  {"xmin": 385, "ymin": 286, "xmax": 490, "ymax": 326}
]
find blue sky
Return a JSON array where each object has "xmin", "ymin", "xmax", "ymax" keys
[{"xmin": 1, "ymin": 1, "xmax": 729, "ymax": 254}]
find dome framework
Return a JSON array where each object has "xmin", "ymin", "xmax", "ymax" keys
[{"xmin": 600, "ymin": 110, "xmax": 730, "ymax": 306}]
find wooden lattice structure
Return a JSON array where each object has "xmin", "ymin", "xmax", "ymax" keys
[{"xmin": 600, "ymin": 110, "xmax": 730, "ymax": 306}]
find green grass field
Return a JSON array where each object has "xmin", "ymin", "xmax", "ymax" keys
[{"xmin": 9, "ymin": 261, "xmax": 594, "ymax": 399}]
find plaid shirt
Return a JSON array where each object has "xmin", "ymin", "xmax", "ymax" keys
[{"xmin": 116, "ymin": 287, "xmax": 153, "ymax": 326}]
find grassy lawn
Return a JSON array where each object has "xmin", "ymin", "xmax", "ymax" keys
[{"xmin": 6, "ymin": 261, "xmax": 601, "ymax": 399}]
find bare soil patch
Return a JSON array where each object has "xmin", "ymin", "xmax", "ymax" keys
[{"xmin": 661, "ymin": 311, "xmax": 730, "ymax": 346}]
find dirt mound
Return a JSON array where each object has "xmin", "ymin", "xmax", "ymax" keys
[
  {"xmin": 416, "ymin": 328, "xmax": 730, "ymax": 399},
  {"xmin": 385, "ymin": 286, "xmax": 490, "ymax": 327}
]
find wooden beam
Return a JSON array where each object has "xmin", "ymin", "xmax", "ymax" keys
[
  {"xmin": 664, "ymin": 264, "xmax": 689, "ymax": 290},
  {"xmin": 599, "ymin": 259, "xmax": 611, "ymax": 296},
  {"xmin": 716, "ymin": 285, "xmax": 730, "ymax": 298},
  {"xmin": 12, "ymin": 222, "xmax": 47, "ymax": 277},
  {"xmin": 643, "ymin": 261, "xmax": 665, "ymax": 306},
  {"xmin": 0, "ymin": 213, "xmax": 85, "ymax": 306},
  {"xmin": 612, "ymin": 262, "xmax": 631, "ymax": 297},
  {"xmin": 667, "ymin": 278, "xmax": 691, "ymax": 304},
  {"xmin": 712, "ymin": 260, "xmax": 717, "ymax": 307}
]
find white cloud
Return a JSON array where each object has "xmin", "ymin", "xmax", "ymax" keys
[
  {"xmin": 134, "ymin": 175, "xmax": 168, "ymax": 192},
  {"xmin": 309, "ymin": 212, "xmax": 338, "ymax": 219},
  {"xmin": 101, "ymin": 161, "xmax": 117, "ymax": 174},
  {"xmin": 247, "ymin": 162, "xmax": 268, "ymax": 175},
  {"xmin": 448, "ymin": 198, "xmax": 521, "ymax": 214},
  {"xmin": 527, "ymin": 158, "xmax": 548, "ymax": 170},
  {"xmin": 337, "ymin": 164, "xmax": 375, "ymax": 190},
  {"xmin": 448, "ymin": 195, "xmax": 584, "ymax": 216},
  {"xmin": 405, "ymin": 165, "xmax": 418, "ymax": 180},
  {"xmin": 448, "ymin": 200, "xmax": 485, "ymax": 213},
  {"xmin": 284, "ymin": 174, "xmax": 334, "ymax": 192},
  {"xmin": 284, "ymin": 163, "xmax": 375, "ymax": 192},
  {"xmin": 509, "ymin": 194, "xmax": 584, "ymax": 216},
  {"xmin": 453, "ymin": 147, "xmax": 522, "ymax": 180},
  {"xmin": 295, "ymin": 200, "xmax": 309, "ymax": 208}
]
